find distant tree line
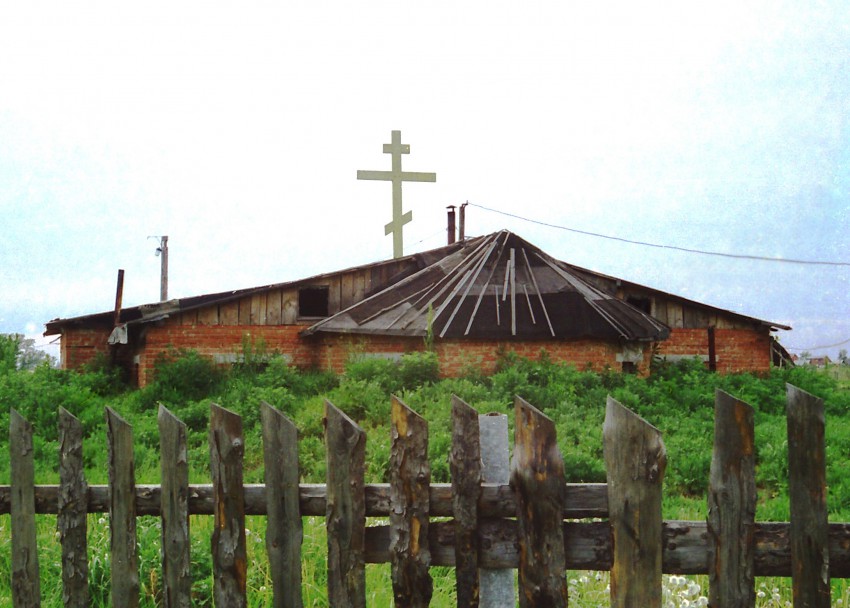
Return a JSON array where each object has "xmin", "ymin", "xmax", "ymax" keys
[{"xmin": 0, "ymin": 333, "xmax": 55, "ymax": 372}]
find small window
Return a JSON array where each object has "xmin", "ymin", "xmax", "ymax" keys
[
  {"xmin": 299, "ymin": 286, "xmax": 329, "ymax": 317},
  {"xmin": 622, "ymin": 361, "xmax": 637, "ymax": 374},
  {"xmin": 626, "ymin": 296, "xmax": 652, "ymax": 315}
]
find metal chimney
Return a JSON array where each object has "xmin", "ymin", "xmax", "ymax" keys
[{"xmin": 446, "ymin": 206, "xmax": 457, "ymax": 245}]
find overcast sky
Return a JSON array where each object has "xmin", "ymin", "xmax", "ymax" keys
[{"xmin": 1, "ymin": 2, "xmax": 848, "ymax": 360}]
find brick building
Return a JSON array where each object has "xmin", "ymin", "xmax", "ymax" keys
[{"xmin": 45, "ymin": 230, "xmax": 791, "ymax": 386}]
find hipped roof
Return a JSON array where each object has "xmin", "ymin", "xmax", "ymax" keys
[{"xmin": 302, "ymin": 231, "xmax": 671, "ymax": 342}]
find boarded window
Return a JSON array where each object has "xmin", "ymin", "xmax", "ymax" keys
[
  {"xmin": 626, "ymin": 296, "xmax": 652, "ymax": 315},
  {"xmin": 298, "ymin": 286, "xmax": 329, "ymax": 317}
]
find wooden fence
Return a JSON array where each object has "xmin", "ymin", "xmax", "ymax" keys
[{"xmin": 2, "ymin": 384, "xmax": 847, "ymax": 607}]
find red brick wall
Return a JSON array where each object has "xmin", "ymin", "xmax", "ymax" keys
[
  {"xmin": 313, "ymin": 335, "xmax": 653, "ymax": 376},
  {"xmin": 136, "ymin": 323, "xmax": 318, "ymax": 386},
  {"xmin": 61, "ymin": 328, "xmax": 112, "ymax": 370},
  {"xmin": 62, "ymin": 321, "xmax": 773, "ymax": 386},
  {"xmin": 656, "ymin": 328, "xmax": 772, "ymax": 373},
  {"xmin": 436, "ymin": 339, "xmax": 653, "ymax": 376}
]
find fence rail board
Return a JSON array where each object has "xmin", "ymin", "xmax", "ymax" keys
[
  {"xmin": 449, "ymin": 396, "xmax": 481, "ymax": 607},
  {"xmin": 58, "ymin": 408, "xmax": 89, "ymax": 608},
  {"xmin": 106, "ymin": 406, "xmax": 139, "ymax": 608},
  {"xmin": 390, "ymin": 396, "xmax": 433, "ymax": 607},
  {"xmin": 158, "ymin": 404, "xmax": 192, "ymax": 608},
  {"xmin": 4, "ymin": 384, "xmax": 850, "ymax": 607},
  {"xmin": 604, "ymin": 396, "xmax": 666, "ymax": 607},
  {"xmin": 209, "ymin": 403, "xmax": 248, "ymax": 607},
  {"xmin": 786, "ymin": 384, "xmax": 831, "ymax": 607},
  {"xmin": 261, "ymin": 401, "xmax": 303, "ymax": 608},
  {"xmin": 324, "ymin": 400, "xmax": 366, "ymax": 608},
  {"xmin": 0, "ymin": 481, "xmax": 608, "ymax": 518},
  {"xmin": 512, "ymin": 395, "xmax": 569, "ymax": 607},
  {"xmin": 707, "ymin": 390, "xmax": 756, "ymax": 607},
  {"xmin": 10, "ymin": 408, "xmax": 40, "ymax": 607}
]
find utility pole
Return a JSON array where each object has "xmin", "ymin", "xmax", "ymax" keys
[{"xmin": 157, "ymin": 236, "xmax": 169, "ymax": 301}]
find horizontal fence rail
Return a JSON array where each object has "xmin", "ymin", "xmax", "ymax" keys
[{"xmin": 2, "ymin": 384, "xmax": 842, "ymax": 607}]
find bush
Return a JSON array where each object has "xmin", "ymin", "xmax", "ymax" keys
[
  {"xmin": 143, "ymin": 349, "xmax": 226, "ymax": 408},
  {"xmin": 398, "ymin": 351, "xmax": 439, "ymax": 388}
]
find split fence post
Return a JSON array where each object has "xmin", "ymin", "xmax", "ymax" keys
[
  {"xmin": 209, "ymin": 403, "xmax": 248, "ymax": 607},
  {"xmin": 511, "ymin": 396, "xmax": 568, "ymax": 608},
  {"xmin": 786, "ymin": 384, "xmax": 830, "ymax": 607},
  {"xmin": 389, "ymin": 395, "xmax": 433, "ymax": 607},
  {"xmin": 158, "ymin": 405, "xmax": 192, "ymax": 607},
  {"xmin": 261, "ymin": 401, "xmax": 303, "ymax": 608},
  {"xmin": 10, "ymin": 409, "xmax": 40, "ymax": 607},
  {"xmin": 603, "ymin": 396, "xmax": 666, "ymax": 608},
  {"xmin": 58, "ymin": 408, "xmax": 89, "ymax": 607},
  {"xmin": 450, "ymin": 395, "xmax": 481, "ymax": 607},
  {"xmin": 324, "ymin": 400, "xmax": 367, "ymax": 608},
  {"xmin": 707, "ymin": 390, "xmax": 755, "ymax": 607},
  {"xmin": 106, "ymin": 406, "xmax": 139, "ymax": 608}
]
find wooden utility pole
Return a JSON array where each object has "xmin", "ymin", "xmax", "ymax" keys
[{"xmin": 159, "ymin": 236, "xmax": 168, "ymax": 301}]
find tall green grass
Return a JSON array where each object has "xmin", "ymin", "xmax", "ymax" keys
[{"xmin": 2, "ymin": 343, "xmax": 849, "ymax": 605}]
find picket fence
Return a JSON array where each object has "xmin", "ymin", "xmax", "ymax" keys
[{"xmin": 2, "ymin": 385, "xmax": 848, "ymax": 607}]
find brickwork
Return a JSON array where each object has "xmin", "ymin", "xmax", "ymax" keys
[
  {"xmin": 135, "ymin": 322, "xmax": 318, "ymax": 386},
  {"xmin": 60, "ymin": 328, "xmax": 112, "ymax": 370},
  {"xmin": 59, "ymin": 321, "xmax": 773, "ymax": 386},
  {"xmin": 656, "ymin": 328, "xmax": 772, "ymax": 373}
]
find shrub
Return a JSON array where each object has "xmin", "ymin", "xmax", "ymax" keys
[
  {"xmin": 398, "ymin": 351, "xmax": 439, "ymax": 389},
  {"xmin": 143, "ymin": 349, "xmax": 226, "ymax": 407}
]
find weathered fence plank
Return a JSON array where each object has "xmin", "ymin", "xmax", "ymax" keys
[
  {"xmin": 58, "ymin": 408, "xmax": 89, "ymax": 608},
  {"xmin": 10, "ymin": 409, "xmax": 40, "ymax": 607},
  {"xmin": 158, "ymin": 405, "xmax": 192, "ymax": 608},
  {"xmin": 511, "ymin": 395, "xmax": 568, "ymax": 608},
  {"xmin": 106, "ymin": 406, "xmax": 139, "ymax": 608},
  {"xmin": 261, "ymin": 401, "xmax": 303, "ymax": 608},
  {"xmin": 325, "ymin": 400, "xmax": 366, "ymax": 608},
  {"xmin": 603, "ymin": 396, "xmax": 666, "ymax": 608},
  {"xmin": 0, "ymin": 481, "xmax": 609, "ymax": 519},
  {"xmin": 390, "ymin": 396, "xmax": 433, "ymax": 607},
  {"xmin": 209, "ymin": 403, "xmax": 248, "ymax": 607},
  {"xmin": 450, "ymin": 395, "xmax": 481, "ymax": 608},
  {"xmin": 708, "ymin": 390, "xmax": 756, "ymax": 607},
  {"xmin": 786, "ymin": 384, "xmax": 830, "ymax": 607}
]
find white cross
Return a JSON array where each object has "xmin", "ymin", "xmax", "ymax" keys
[{"xmin": 357, "ymin": 130, "xmax": 436, "ymax": 258}]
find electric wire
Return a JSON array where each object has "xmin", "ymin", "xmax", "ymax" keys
[
  {"xmin": 467, "ymin": 202, "xmax": 850, "ymax": 267},
  {"xmin": 784, "ymin": 337, "xmax": 850, "ymax": 351}
]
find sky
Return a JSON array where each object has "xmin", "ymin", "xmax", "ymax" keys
[{"xmin": 1, "ymin": 2, "xmax": 848, "ymax": 361}]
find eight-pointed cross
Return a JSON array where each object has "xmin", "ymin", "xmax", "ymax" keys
[{"xmin": 357, "ymin": 130, "xmax": 436, "ymax": 259}]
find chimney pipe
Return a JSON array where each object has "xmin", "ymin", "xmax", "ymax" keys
[
  {"xmin": 459, "ymin": 202, "xmax": 467, "ymax": 241},
  {"xmin": 446, "ymin": 205, "xmax": 456, "ymax": 245},
  {"xmin": 113, "ymin": 269, "xmax": 125, "ymax": 327}
]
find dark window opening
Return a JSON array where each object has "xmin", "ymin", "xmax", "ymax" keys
[
  {"xmin": 299, "ymin": 286, "xmax": 329, "ymax": 317},
  {"xmin": 626, "ymin": 296, "xmax": 652, "ymax": 315},
  {"xmin": 622, "ymin": 361, "xmax": 637, "ymax": 374}
]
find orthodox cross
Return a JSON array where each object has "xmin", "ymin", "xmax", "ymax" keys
[{"xmin": 357, "ymin": 130, "xmax": 436, "ymax": 258}]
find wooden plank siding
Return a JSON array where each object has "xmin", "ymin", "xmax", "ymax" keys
[
  {"xmin": 220, "ymin": 301, "xmax": 239, "ymax": 325},
  {"xmin": 266, "ymin": 290, "xmax": 283, "ymax": 325},
  {"xmin": 197, "ymin": 304, "xmax": 219, "ymax": 326}
]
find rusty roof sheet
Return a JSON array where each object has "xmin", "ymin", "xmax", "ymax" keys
[{"xmin": 302, "ymin": 231, "xmax": 671, "ymax": 342}]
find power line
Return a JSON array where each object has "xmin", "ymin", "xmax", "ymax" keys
[
  {"xmin": 468, "ymin": 202, "xmax": 850, "ymax": 267},
  {"xmin": 784, "ymin": 337, "xmax": 850, "ymax": 351}
]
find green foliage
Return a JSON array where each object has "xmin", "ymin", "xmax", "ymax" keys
[
  {"xmin": 0, "ymin": 333, "xmax": 21, "ymax": 375},
  {"xmin": 2, "ymin": 348, "xmax": 850, "ymax": 604},
  {"xmin": 399, "ymin": 351, "xmax": 439, "ymax": 388},
  {"xmin": 142, "ymin": 348, "xmax": 226, "ymax": 408}
]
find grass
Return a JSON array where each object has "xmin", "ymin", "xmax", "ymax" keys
[{"xmin": 1, "ymin": 350, "xmax": 850, "ymax": 605}]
